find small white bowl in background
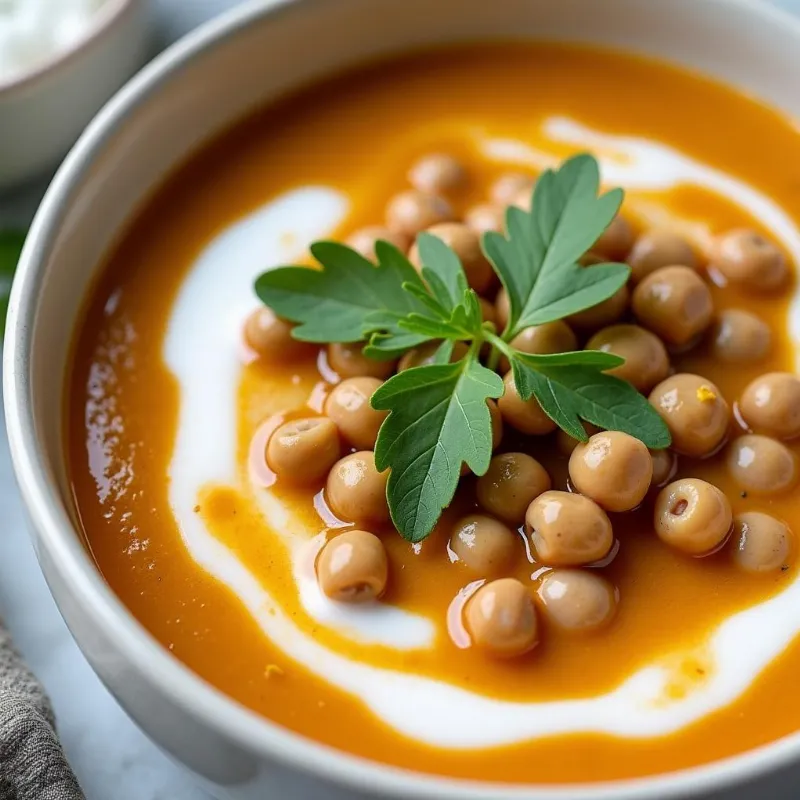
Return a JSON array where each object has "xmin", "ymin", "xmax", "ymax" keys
[{"xmin": 0, "ymin": 0, "xmax": 150, "ymax": 189}]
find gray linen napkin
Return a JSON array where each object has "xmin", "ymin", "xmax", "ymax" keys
[{"xmin": 0, "ymin": 622, "xmax": 84, "ymax": 800}]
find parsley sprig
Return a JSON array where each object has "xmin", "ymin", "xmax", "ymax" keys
[{"xmin": 256, "ymin": 153, "xmax": 671, "ymax": 542}]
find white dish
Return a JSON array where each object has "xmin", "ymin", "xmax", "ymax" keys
[{"xmin": 0, "ymin": 0, "xmax": 149, "ymax": 188}]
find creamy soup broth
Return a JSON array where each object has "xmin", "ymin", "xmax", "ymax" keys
[{"xmin": 67, "ymin": 43, "xmax": 800, "ymax": 783}]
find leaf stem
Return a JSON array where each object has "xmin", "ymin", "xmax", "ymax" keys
[
  {"xmin": 484, "ymin": 330, "xmax": 516, "ymax": 366},
  {"xmin": 467, "ymin": 330, "xmax": 484, "ymax": 362}
]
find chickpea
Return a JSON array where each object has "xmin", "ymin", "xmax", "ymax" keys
[
  {"xmin": 244, "ymin": 307, "xmax": 314, "ymax": 361},
  {"xmin": 580, "ymin": 252, "xmax": 604, "ymax": 267},
  {"xmin": 732, "ymin": 512, "xmax": 792, "ymax": 573},
  {"xmin": 555, "ymin": 423, "xmax": 603, "ymax": 456},
  {"xmin": 316, "ymin": 530, "xmax": 388, "ymax": 603},
  {"xmin": 654, "ymin": 478, "xmax": 732, "ymax": 556},
  {"xmin": 408, "ymin": 153, "xmax": 466, "ymax": 195},
  {"xmin": 567, "ymin": 283, "xmax": 629, "ymax": 332},
  {"xmin": 497, "ymin": 371, "xmax": 556, "ymax": 435},
  {"xmin": 449, "ymin": 515, "xmax": 518, "ymax": 575},
  {"xmin": 511, "ymin": 186, "xmax": 533, "ymax": 210},
  {"xmin": 465, "ymin": 204, "xmax": 505, "ymax": 235},
  {"xmin": 649, "ymin": 374, "xmax": 730, "ymax": 457},
  {"xmin": 397, "ymin": 340, "xmax": 469, "ymax": 371},
  {"xmin": 627, "ymin": 229, "xmax": 698, "ymax": 283},
  {"xmin": 324, "ymin": 377, "xmax": 387, "ymax": 450},
  {"xmin": 511, "ymin": 321, "xmax": 577, "ymax": 355},
  {"xmin": 325, "ymin": 451, "xmax": 390, "ymax": 527},
  {"xmin": 586, "ymin": 324, "xmax": 670, "ymax": 393},
  {"xmin": 266, "ymin": 417, "xmax": 341, "ymax": 483},
  {"xmin": 739, "ymin": 372, "xmax": 800, "ymax": 441},
  {"xmin": 476, "ymin": 452, "xmax": 552, "ymax": 525},
  {"xmin": 500, "ymin": 320, "xmax": 577, "ymax": 373},
  {"xmin": 556, "ymin": 430, "xmax": 579, "ymax": 456},
  {"xmin": 537, "ymin": 570, "xmax": 618, "ymax": 632},
  {"xmin": 465, "ymin": 578, "xmax": 538, "ymax": 658},
  {"xmin": 526, "ymin": 491, "xmax": 614, "ymax": 567},
  {"xmin": 569, "ymin": 431, "xmax": 653, "ymax": 512},
  {"xmin": 593, "ymin": 214, "xmax": 634, "ymax": 261},
  {"xmin": 479, "ymin": 297, "xmax": 497, "ymax": 326},
  {"xmin": 409, "ymin": 223, "xmax": 493, "ymax": 294},
  {"xmin": 710, "ymin": 229, "xmax": 787, "ymax": 291},
  {"xmin": 632, "ymin": 265, "xmax": 713, "ymax": 347},
  {"xmin": 490, "ymin": 172, "xmax": 534, "ymax": 207},
  {"xmin": 327, "ymin": 342, "xmax": 395, "ymax": 380},
  {"xmin": 710, "ymin": 309, "xmax": 771, "ymax": 364},
  {"xmin": 726, "ymin": 435, "xmax": 797, "ymax": 495},
  {"xmin": 650, "ymin": 448, "xmax": 677, "ymax": 488},
  {"xmin": 495, "ymin": 287, "xmax": 510, "ymax": 330},
  {"xmin": 345, "ymin": 226, "xmax": 409, "ymax": 260},
  {"xmin": 385, "ymin": 190, "xmax": 454, "ymax": 238}
]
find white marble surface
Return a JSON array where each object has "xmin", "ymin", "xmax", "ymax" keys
[{"xmin": 1, "ymin": 0, "xmax": 800, "ymax": 798}]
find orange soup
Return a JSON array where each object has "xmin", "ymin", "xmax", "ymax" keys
[{"xmin": 67, "ymin": 43, "xmax": 800, "ymax": 784}]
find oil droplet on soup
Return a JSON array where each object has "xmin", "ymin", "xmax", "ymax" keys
[{"xmin": 68, "ymin": 43, "xmax": 800, "ymax": 784}]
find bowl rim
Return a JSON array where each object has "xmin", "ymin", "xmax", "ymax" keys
[
  {"xmin": 0, "ymin": 0, "xmax": 140, "ymax": 96},
  {"xmin": 7, "ymin": 0, "xmax": 800, "ymax": 798}
]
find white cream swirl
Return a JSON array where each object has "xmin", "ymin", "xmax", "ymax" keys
[{"xmin": 163, "ymin": 119, "xmax": 800, "ymax": 748}]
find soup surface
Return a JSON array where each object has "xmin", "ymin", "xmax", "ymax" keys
[{"xmin": 68, "ymin": 43, "xmax": 800, "ymax": 784}]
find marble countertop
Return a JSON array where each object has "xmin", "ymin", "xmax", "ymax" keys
[{"xmin": 1, "ymin": 1, "xmax": 800, "ymax": 798}]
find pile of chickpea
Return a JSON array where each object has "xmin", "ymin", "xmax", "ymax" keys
[{"xmin": 244, "ymin": 151, "xmax": 798, "ymax": 660}]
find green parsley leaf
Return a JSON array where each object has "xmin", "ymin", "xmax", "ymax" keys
[
  {"xmin": 361, "ymin": 311, "xmax": 430, "ymax": 359},
  {"xmin": 398, "ymin": 293, "xmax": 483, "ymax": 341},
  {"xmin": 402, "ymin": 280, "xmax": 452, "ymax": 320},
  {"xmin": 255, "ymin": 240, "xmax": 430, "ymax": 346},
  {"xmin": 431, "ymin": 340, "xmax": 456, "ymax": 364},
  {"xmin": 415, "ymin": 232, "xmax": 468, "ymax": 310},
  {"xmin": 510, "ymin": 352, "xmax": 671, "ymax": 448},
  {"xmin": 253, "ymin": 153, "xmax": 676, "ymax": 543},
  {"xmin": 511, "ymin": 350, "xmax": 625, "ymax": 369},
  {"xmin": 402, "ymin": 233, "xmax": 484, "ymax": 340},
  {"xmin": 397, "ymin": 314, "xmax": 468, "ymax": 340},
  {"xmin": 372, "ymin": 354, "xmax": 504, "ymax": 542},
  {"xmin": 482, "ymin": 153, "xmax": 630, "ymax": 338},
  {"xmin": 0, "ymin": 230, "xmax": 25, "ymax": 336}
]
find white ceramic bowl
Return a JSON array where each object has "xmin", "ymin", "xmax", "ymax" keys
[
  {"xmin": 6, "ymin": 1, "xmax": 800, "ymax": 798},
  {"xmin": 0, "ymin": 0, "xmax": 150, "ymax": 188}
]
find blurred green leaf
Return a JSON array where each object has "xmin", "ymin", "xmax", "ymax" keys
[{"xmin": 0, "ymin": 230, "xmax": 25, "ymax": 337}]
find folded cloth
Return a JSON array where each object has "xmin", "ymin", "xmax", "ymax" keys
[{"xmin": 0, "ymin": 622, "xmax": 84, "ymax": 800}]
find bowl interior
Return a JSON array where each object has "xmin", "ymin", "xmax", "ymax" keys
[
  {"xmin": 21, "ymin": 0, "xmax": 800, "ymax": 506},
  {"xmin": 8, "ymin": 0, "xmax": 800, "ymax": 798}
]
